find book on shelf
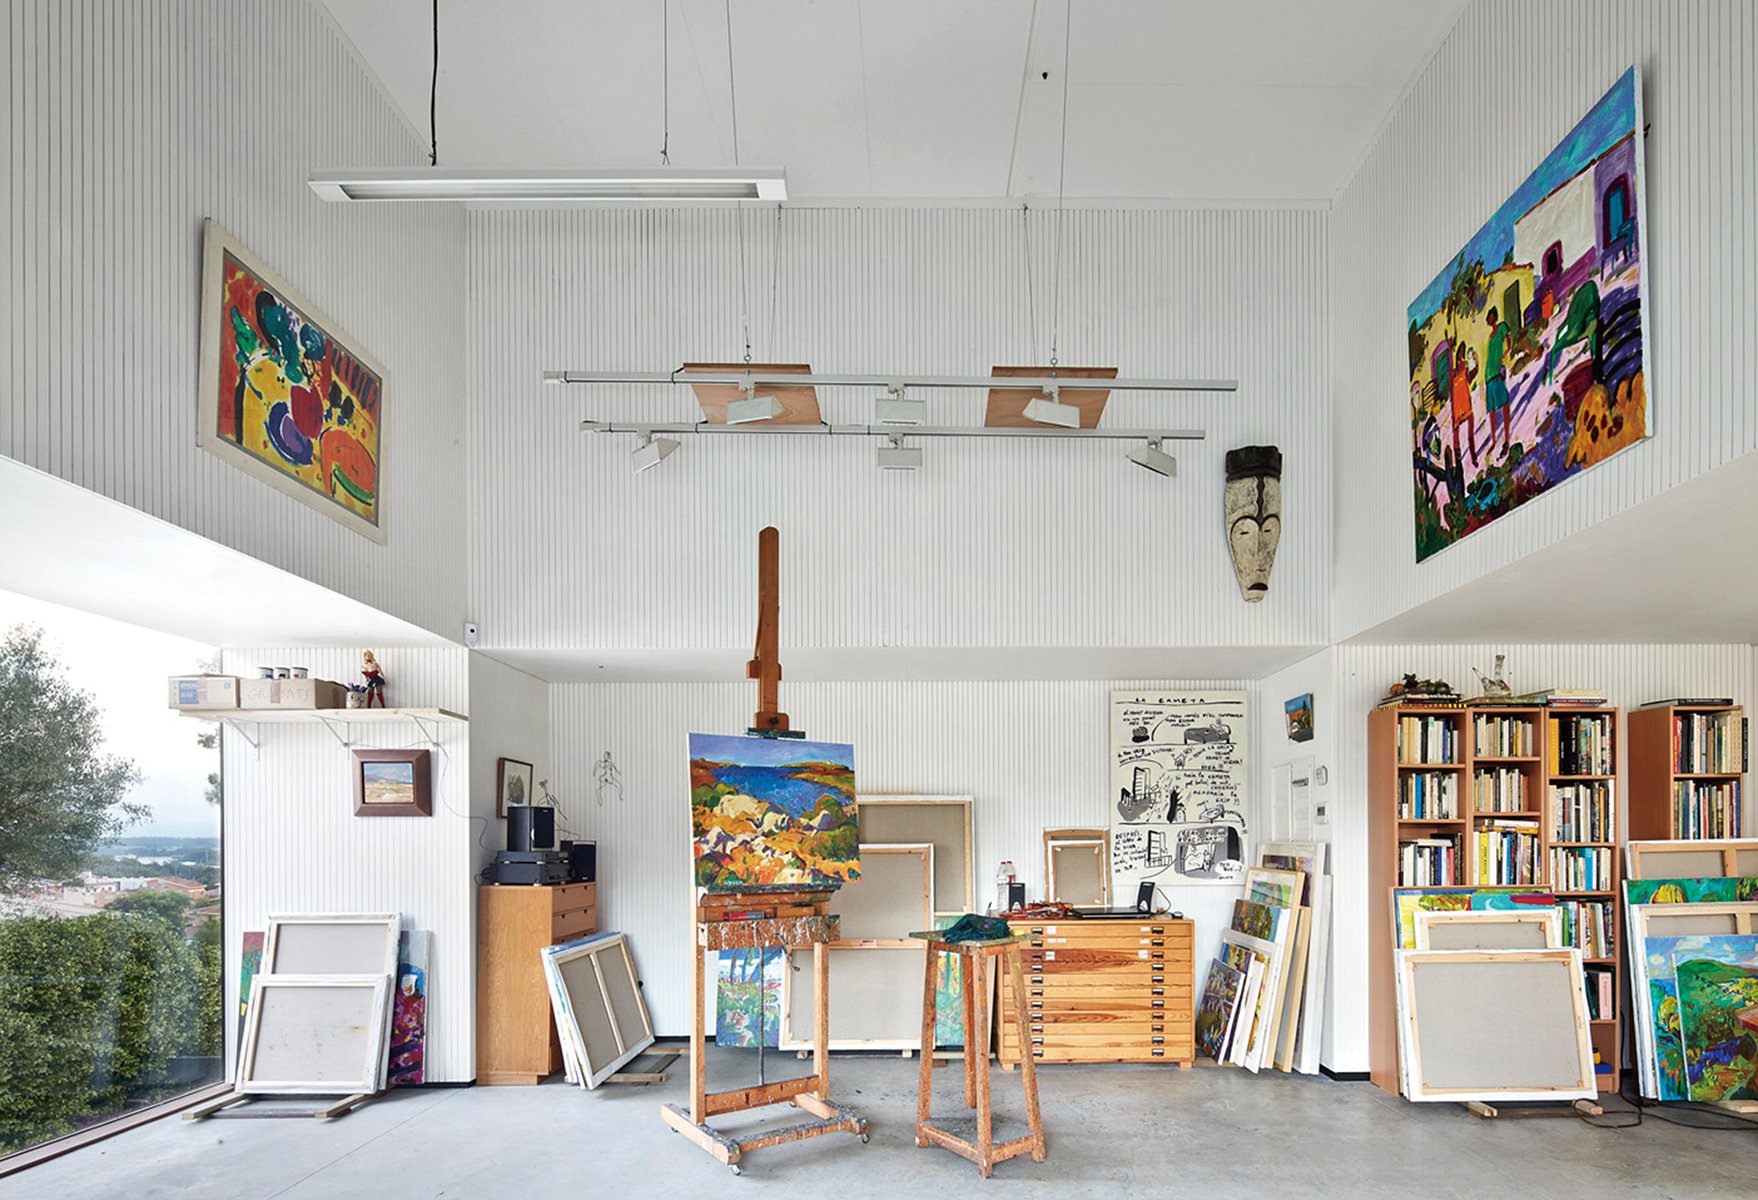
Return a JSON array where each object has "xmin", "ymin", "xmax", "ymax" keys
[
  {"xmin": 1472, "ymin": 766, "xmax": 1528, "ymax": 813},
  {"xmin": 1471, "ymin": 712, "xmax": 1535, "ymax": 756},
  {"xmin": 1398, "ymin": 771, "xmax": 1459, "ymax": 819},
  {"xmin": 1583, "ymin": 966, "xmax": 1615, "ymax": 1021},
  {"xmin": 1559, "ymin": 899, "xmax": 1615, "ymax": 959},
  {"xmin": 1398, "ymin": 836, "xmax": 1460, "ymax": 886},
  {"xmin": 1640, "ymin": 697, "xmax": 1734, "ymax": 709},
  {"xmin": 1671, "ymin": 779, "xmax": 1744, "ymax": 839},
  {"xmin": 1473, "ymin": 819, "xmax": 1541, "ymax": 886},
  {"xmin": 1397, "ymin": 714, "xmax": 1460, "ymax": 765},
  {"xmin": 1670, "ymin": 710, "xmax": 1747, "ymax": 775},
  {"xmin": 1549, "ymin": 846, "xmax": 1611, "ymax": 893},
  {"xmin": 1378, "ymin": 692, "xmax": 1462, "ymax": 709},
  {"xmin": 1547, "ymin": 712, "xmax": 1614, "ymax": 775},
  {"xmin": 1549, "ymin": 780, "xmax": 1613, "ymax": 842}
]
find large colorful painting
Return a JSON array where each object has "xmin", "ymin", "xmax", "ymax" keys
[
  {"xmin": 1641, "ymin": 935, "xmax": 1758, "ymax": 1100},
  {"xmin": 1196, "ymin": 958, "xmax": 1245, "ymax": 1061},
  {"xmin": 1390, "ymin": 887, "xmax": 1557, "ymax": 950},
  {"xmin": 715, "ymin": 947, "xmax": 782, "ymax": 1048},
  {"xmin": 1625, "ymin": 877, "xmax": 1758, "ymax": 906},
  {"xmin": 198, "ymin": 219, "xmax": 386, "ymax": 543},
  {"xmin": 1407, "ymin": 68, "xmax": 1647, "ymax": 561},
  {"xmin": 1110, "ymin": 691, "xmax": 1249, "ymax": 888},
  {"xmin": 1675, "ymin": 955, "xmax": 1758, "ymax": 1101},
  {"xmin": 689, "ymin": 734, "xmax": 859, "ymax": 890},
  {"xmin": 389, "ymin": 930, "xmax": 430, "ymax": 1087}
]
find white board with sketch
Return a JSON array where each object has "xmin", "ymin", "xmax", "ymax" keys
[{"xmin": 1110, "ymin": 690, "xmax": 1249, "ymax": 888}]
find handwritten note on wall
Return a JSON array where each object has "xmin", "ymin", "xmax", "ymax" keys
[{"xmin": 1110, "ymin": 690, "xmax": 1250, "ymax": 889}]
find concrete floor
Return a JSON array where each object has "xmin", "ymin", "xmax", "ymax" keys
[{"xmin": 5, "ymin": 1049, "xmax": 1755, "ymax": 1199}]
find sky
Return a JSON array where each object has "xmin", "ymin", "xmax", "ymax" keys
[
  {"xmin": 0, "ymin": 589, "xmax": 221, "ymax": 839},
  {"xmin": 689, "ymin": 732, "xmax": 854, "ymax": 768},
  {"xmin": 1408, "ymin": 67, "xmax": 1638, "ymax": 327}
]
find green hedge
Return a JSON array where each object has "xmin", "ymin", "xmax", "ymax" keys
[{"xmin": 0, "ymin": 913, "xmax": 219, "ymax": 1152}]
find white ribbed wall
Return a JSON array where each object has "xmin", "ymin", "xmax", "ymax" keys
[
  {"xmin": 548, "ymin": 678, "xmax": 1257, "ymax": 1034},
  {"xmin": 3, "ymin": 0, "xmax": 468, "ymax": 639},
  {"xmin": 1332, "ymin": 0, "xmax": 1758, "ymax": 638},
  {"xmin": 1324, "ymin": 643, "xmax": 1756, "ymax": 1073},
  {"xmin": 220, "ymin": 647, "xmax": 475, "ymax": 1081},
  {"xmin": 467, "ymin": 205, "xmax": 1329, "ymax": 653}
]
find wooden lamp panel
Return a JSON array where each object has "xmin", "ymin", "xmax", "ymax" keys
[
  {"xmin": 984, "ymin": 365, "xmax": 1117, "ymax": 428},
  {"xmin": 682, "ymin": 362, "xmax": 821, "ymax": 425}
]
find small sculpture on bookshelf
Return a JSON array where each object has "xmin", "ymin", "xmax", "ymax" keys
[
  {"xmin": 1380, "ymin": 673, "xmax": 1459, "ymax": 706},
  {"xmin": 1471, "ymin": 654, "xmax": 1513, "ymax": 701}
]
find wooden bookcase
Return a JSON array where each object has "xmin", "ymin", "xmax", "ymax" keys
[
  {"xmin": 1367, "ymin": 703, "xmax": 1623, "ymax": 1095},
  {"xmin": 1628, "ymin": 704, "xmax": 1747, "ymax": 841}
]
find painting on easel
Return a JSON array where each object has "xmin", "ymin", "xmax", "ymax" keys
[{"xmin": 689, "ymin": 733, "xmax": 860, "ymax": 890}]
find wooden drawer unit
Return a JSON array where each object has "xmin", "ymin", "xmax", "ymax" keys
[
  {"xmin": 1000, "ymin": 916, "xmax": 1193, "ymax": 1068},
  {"xmin": 477, "ymin": 882, "xmax": 598, "ymax": 1085}
]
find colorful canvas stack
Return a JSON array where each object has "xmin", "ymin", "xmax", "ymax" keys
[
  {"xmin": 1622, "ymin": 873, "xmax": 1758, "ymax": 1102},
  {"xmin": 1197, "ymin": 864, "xmax": 1303, "ymax": 1072}
]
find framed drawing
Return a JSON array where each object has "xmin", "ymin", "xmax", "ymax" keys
[
  {"xmin": 197, "ymin": 219, "xmax": 387, "ymax": 543},
  {"xmin": 352, "ymin": 748, "xmax": 432, "ymax": 817},
  {"xmin": 496, "ymin": 757, "xmax": 534, "ymax": 818},
  {"xmin": 1109, "ymin": 690, "xmax": 1249, "ymax": 889}
]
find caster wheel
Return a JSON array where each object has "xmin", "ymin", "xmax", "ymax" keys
[
  {"xmin": 859, "ymin": 1133, "xmax": 870, "ymax": 1144},
  {"xmin": 730, "ymin": 1164, "xmax": 743, "ymax": 1176},
  {"xmin": 914, "ymin": 1137, "xmax": 925, "ymax": 1148}
]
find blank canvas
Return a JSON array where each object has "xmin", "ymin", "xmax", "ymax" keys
[
  {"xmin": 1414, "ymin": 909, "xmax": 1561, "ymax": 950},
  {"xmin": 858, "ymin": 797, "xmax": 973, "ymax": 912},
  {"xmin": 784, "ymin": 946, "xmax": 926, "ymax": 1048},
  {"xmin": 1050, "ymin": 842, "xmax": 1107, "ymax": 906},
  {"xmin": 835, "ymin": 844, "xmax": 932, "ymax": 942},
  {"xmin": 239, "ymin": 975, "xmax": 390, "ymax": 1094},
  {"xmin": 264, "ymin": 915, "xmax": 399, "ymax": 975}
]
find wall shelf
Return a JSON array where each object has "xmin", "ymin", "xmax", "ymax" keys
[{"xmin": 177, "ymin": 706, "xmax": 466, "ymax": 748}]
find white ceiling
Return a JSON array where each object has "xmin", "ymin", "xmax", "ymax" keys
[
  {"xmin": 1347, "ymin": 451, "xmax": 1758, "ymax": 647},
  {"xmin": 0, "ymin": 457, "xmax": 449, "ymax": 649},
  {"xmin": 317, "ymin": 0, "xmax": 1469, "ymax": 201}
]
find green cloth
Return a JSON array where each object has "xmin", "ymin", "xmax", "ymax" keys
[
  {"xmin": 1485, "ymin": 322, "xmax": 1510, "ymax": 379},
  {"xmin": 939, "ymin": 914, "xmax": 1013, "ymax": 943}
]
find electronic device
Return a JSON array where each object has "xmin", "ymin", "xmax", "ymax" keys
[
  {"xmin": 1007, "ymin": 881, "xmax": 1026, "ymax": 910},
  {"xmin": 505, "ymin": 804, "xmax": 556, "ymax": 853},
  {"xmin": 486, "ymin": 848, "xmax": 569, "ymax": 886},
  {"xmin": 561, "ymin": 839, "xmax": 597, "ymax": 884},
  {"xmin": 1136, "ymin": 882, "xmax": 1156, "ymax": 914}
]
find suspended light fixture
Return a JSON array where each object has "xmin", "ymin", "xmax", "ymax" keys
[
  {"xmin": 725, "ymin": 380, "xmax": 784, "ymax": 424},
  {"xmin": 1020, "ymin": 389, "xmax": 1081, "ymax": 429},
  {"xmin": 875, "ymin": 435, "xmax": 923, "ymax": 471},
  {"xmin": 875, "ymin": 384, "xmax": 926, "ymax": 425},
  {"xmin": 631, "ymin": 432, "xmax": 680, "ymax": 473},
  {"xmin": 1126, "ymin": 438, "xmax": 1178, "ymax": 477}
]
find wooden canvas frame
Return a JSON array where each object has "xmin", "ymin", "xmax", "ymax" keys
[
  {"xmin": 351, "ymin": 748, "xmax": 432, "ymax": 816},
  {"xmin": 237, "ymin": 974, "xmax": 392, "ymax": 1094},
  {"xmin": 1413, "ymin": 908, "xmax": 1563, "ymax": 950},
  {"xmin": 1256, "ymin": 841, "xmax": 1330, "ymax": 1074},
  {"xmin": 780, "ymin": 945, "xmax": 928, "ymax": 1052},
  {"xmin": 1044, "ymin": 828, "xmax": 1110, "ymax": 907},
  {"xmin": 829, "ymin": 843, "xmax": 933, "ymax": 946},
  {"xmin": 1627, "ymin": 839, "xmax": 1758, "ymax": 879},
  {"xmin": 856, "ymin": 795, "xmax": 974, "ymax": 914},
  {"xmin": 1395, "ymin": 950, "xmax": 1595, "ymax": 1102},
  {"xmin": 197, "ymin": 219, "xmax": 388, "ymax": 543},
  {"xmin": 1626, "ymin": 901, "xmax": 1758, "ymax": 1096},
  {"xmin": 543, "ymin": 933, "xmax": 656, "ymax": 1089},
  {"xmin": 262, "ymin": 913, "xmax": 400, "ymax": 1089}
]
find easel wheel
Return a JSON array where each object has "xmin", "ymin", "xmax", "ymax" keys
[{"xmin": 730, "ymin": 1164, "xmax": 743, "ymax": 1176}]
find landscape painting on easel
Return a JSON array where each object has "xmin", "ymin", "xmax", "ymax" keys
[
  {"xmin": 1408, "ymin": 68, "xmax": 1648, "ymax": 561},
  {"xmin": 689, "ymin": 734, "xmax": 859, "ymax": 890}
]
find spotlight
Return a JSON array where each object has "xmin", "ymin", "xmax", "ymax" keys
[
  {"xmin": 632, "ymin": 433, "xmax": 680, "ymax": 473},
  {"xmin": 1021, "ymin": 390, "xmax": 1080, "ymax": 429},
  {"xmin": 876, "ymin": 434, "xmax": 922, "ymax": 471},
  {"xmin": 876, "ymin": 384, "xmax": 926, "ymax": 425},
  {"xmin": 725, "ymin": 393, "xmax": 783, "ymax": 424},
  {"xmin": 1126, "ymin": 438, "xmax": 1177, "ymax": 477}
]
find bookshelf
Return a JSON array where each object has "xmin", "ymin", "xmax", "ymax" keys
[
  {"xmin": 1628, "ymin": 704, "xmax": 1747, "ymax": 840},
  {"xmin": 1367, "ymin": 702, "xmax": 1623, "ymax": 1095}
]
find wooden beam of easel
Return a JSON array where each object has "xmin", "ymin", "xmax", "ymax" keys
[{"xmin": 747, "ymin": 525, "xmax": 790, "ymax": 734}]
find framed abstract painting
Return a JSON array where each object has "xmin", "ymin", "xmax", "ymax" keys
[
  {"xmin": 1407, "ymin": 68, "xmax": 1648, "ymax": 561},
  {"xmin": 197, "ymin": 219, "xmax": 387, "ymax": 543}
]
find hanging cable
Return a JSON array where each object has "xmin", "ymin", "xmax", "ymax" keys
[
  {"xmin": 428, "ymin": 0, "xmax": 440, "ymax": 166},
  {"xmin": 659, "ymin": 0, "xmax": 670, "ymax": 164},
  {"xmin": 767, "ymin": 205, "xmax": 783, "ymax": 359},
  {"xmin": 726, "ymin": 0, "xmax": 751, "ymax": 361},
  {"xmin": 1049, "ymin": 0, "xmax": 1072, "ymax": 369},
  {"xmin": 1021, "ymin": 204, "xmax": 1038, "ymax": 362}
]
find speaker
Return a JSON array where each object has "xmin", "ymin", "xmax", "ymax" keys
[
  {"xmin": 506, "ymin": 804, "xmax": 555, "ymax": 852},
  {"xmin": 1136, "ymin": 882, "xmax": 1156, "ymax": 914},
  {"xmin": 562, "ymin": 839, "xmax": 597, "ymax": 883},
  {"xmin": 1007, "ymin": 881, "xmax": 1026, "ymax": 911}
]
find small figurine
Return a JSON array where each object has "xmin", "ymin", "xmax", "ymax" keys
[
  {"xmin": 361, "ymin": 650, "xmax": 387, "ymax": 708},
  {"xmin": 1472, "ymin": 653, "xmax": 1513, "ymax": 699}
]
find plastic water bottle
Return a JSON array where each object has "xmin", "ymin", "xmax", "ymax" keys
[{"xmin": 995, "ymin": 860, "xmax": 1016, "ymax": 914}]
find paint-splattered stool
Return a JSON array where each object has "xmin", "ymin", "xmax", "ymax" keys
[{"xmin": 909, "ymin": 931, "xmax": 1046, "ymax": 1178}]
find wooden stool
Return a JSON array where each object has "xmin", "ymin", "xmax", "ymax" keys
[{"xmin": 909, "ymin": 932, "xmax": 1045, "ymax": 1178}]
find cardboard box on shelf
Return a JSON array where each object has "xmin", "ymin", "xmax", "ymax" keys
[
  {"xmin": 168, "ymin": 675, "xmax": 240, "ymax": 710},
  {"xmin": 239, "ymin": 677, "xmax": 348, "ymax": 710}
]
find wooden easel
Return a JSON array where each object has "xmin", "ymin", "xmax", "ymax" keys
[{"xmin": 659, "ymin": 527, "xmax": 869, "ymax": 1173}]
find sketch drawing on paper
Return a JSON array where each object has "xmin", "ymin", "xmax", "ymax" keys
[
  {"xmin": 1110, "ymin": 691, "xmax": 1249, "ymax": 888},
  {"xmin": 1407, "ymin": 68, "xmax": 1648, "ymax": 561}
]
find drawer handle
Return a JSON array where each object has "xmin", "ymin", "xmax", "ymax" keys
[
  {"xmin": 1150, "ymin": 1049, "xmax": 1165, "ymax": 1058},
  {"xmin": 1029, "ymin": 1000, "xmax": 1043, "ymax": 1010},
  {"xmin": 1030, "ymin": 989, "xmax": 1043, "ymax": 997},
  {"xmin": 1151, "ymin": 1000, "xmax": 1164, "ymax": 1009},
  {"xmin": 1151, "ymin": 1037, "xmax": 1165, "ymax": 1045},
  {"xmin": 1031, "ymin": 1037, "xmax": 1044, "ymax": 1046},
  {"xmin": 1150, "ymin": 939, "xmax": 1164, "ymax": 947},
  {"xmin": 1151, "ymin": 988, "xmax": 1164, "ymax": 996}
]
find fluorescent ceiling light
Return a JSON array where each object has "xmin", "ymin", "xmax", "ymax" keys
[
  {"xmin": 1021, "ymin": 395, "xmax": 1081, "ymax": 429},
  {"xmin": 725, "ymin": 394, "xmax": 784, "ymax": 425},
  {"xmin": 1127, "ymin": 439, "xmax": 1178, "ymax": 478},
  {"xmin": 308, "ymin": 167, "xmax": 787, "ymax": 203},
  {"xmin": 632, "ymin": 435, "xmax": 680, "ymax": 473},
  {"xmin": 876, "ymin": 436, "xmax": 922, "ymax": 471}
]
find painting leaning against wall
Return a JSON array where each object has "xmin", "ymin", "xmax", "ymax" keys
[
  {"xmin": 197, "ymin": 219, "xmax": 387, "ymax": 543},
  {"xmin": 1407, "ymin": 67, "xmax": 1648, "ymax": 562}
]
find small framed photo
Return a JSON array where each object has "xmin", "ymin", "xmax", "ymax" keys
[
  {"xmin": 496, "ymin": 758, "xmax": 535, "ymax": 818},
  {"xmin": 353, "ymin": 749, "xmax": 433, "ymax": 817},
  {"xmin": 1285, "ymin": 693, "xmax": 1315, "ymax": 744}
]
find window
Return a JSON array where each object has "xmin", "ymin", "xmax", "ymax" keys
[
  {"xmin": 1603, "ymin": 176, "xmax": 1632, "ymax": 243},
  {"xmin": 1543, "ymin": 241, "xmax": 1564, "ymax": 276},
  {"xmin": 0, "ymin": 592, "xmax": 222, "ymax": 1161}
]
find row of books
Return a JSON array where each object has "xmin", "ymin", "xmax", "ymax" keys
[
  {"xmin": 1547, "ymin": 714, "xmax": 1614, "ymax": 776},
  {"xmin": 1584, "ymin": 966, "xmax": 1615, "ymax": 1021},
  {"xmin": 1473, "ymin": 820, "xmax": 1540, "ymax": 886},
  {"xmin": 1472, "ymin": 713, "xmax": 1535, "ymax": 756},
  {"xmin": 1468, "ymin": 688, "xmax": 1607, "ymax": 707},
  {"xmin": 1398, "ymin": 715, "xmax": 1459, "ymax": 765},
  {"xmin": 1671, "ymin": 780, "xmax": 1744, "ymax": 839},
  {"xmin": 1398, "ymin": 771, "xmax": 1459, "ymax": 819},
  {"xmin": 1398, "ymin": 836, "xmax": 1460, "ymax": 887},
  {"xmin": 1472, "ymin": 766, "xmax": 1528, "ymax": 812},
  {"xmin": 1549, "ymin": 781, "xmax": 1613, "ymax": 843},
  {"xmin": 1671, "ymin": 711, "xmax": 1747, "ymax": 774},
  {"xmin": 1550, "ymin": 847, "xmax": 1612, "ymax": 893},
  {"xmin": 1559, "ymin": 899, "xmax": 1615, "ymax": 959}
]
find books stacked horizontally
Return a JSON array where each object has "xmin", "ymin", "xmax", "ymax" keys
[
  {"xmin": 1474, "ymin": 819, "xmax": 1540, "ymax": 885},
  {"xmin": 1398, "ymin": 836, "xmax": 1459, "ymax": 886},
  {"xmin": 1377, "ymin": 689, "xmax": 1461, "ymax": 708},
  {"xmin": 1476, "ymin": 688, "xmax": 1608, "ymax": 707}
]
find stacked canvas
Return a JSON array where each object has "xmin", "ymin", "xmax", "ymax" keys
[
  {"xmin": 1256, "ymin": 842, "xmax": 1331, "ymax": 1074},
  {"xmin": 1620, "ymin": 852, "xmax": 1758, "ymax": 1104},
  {"xmin": 1197, "ymin": 864, "xmax": 1303, "ymax": 1072},
  {"xmin": 543, "ymin": 932, "xmax": 657, "ymax": 1089}
]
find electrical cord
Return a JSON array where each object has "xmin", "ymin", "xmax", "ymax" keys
[
  {"xmin": 428, "ymin": 0, "xmax": 439, "ymax": 166},
  {"xmin": 1571, "ymin": 1085, "xmax": 1758, "ymax": 1132}
]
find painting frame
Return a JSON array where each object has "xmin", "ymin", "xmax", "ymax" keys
[
  {"xmin": 351, "ymin": 748, "xmax": 432, "ymax": 817},
  {"xmin": 495, "ymin": 757, "xmax": 535, "ymax": 818},
  {"xmin": 197, "ymin": 218, "xmax": 388, "ymax": 544},
  {"xmin": 1284, "ymin": 693, "xmax": 1314, "ymax": 743},
  {"xmin": 689, "ymin": 732, "xmax": 859, "ymax": 891}
]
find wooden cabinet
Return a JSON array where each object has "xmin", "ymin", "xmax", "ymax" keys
[
  {"xmin": 997, "ymin": 917, "xmax": 1194, "ymax": 1067},
  {"xmin": 476, "ymin": 882, "xmax": 597, "ymax": 1085}
]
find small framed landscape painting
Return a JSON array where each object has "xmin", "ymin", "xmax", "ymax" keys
[
  {"xmin": 352, "ymin": 748, "xmax": 432, "ymax": 817},
  {"xmin": 496, "ymin": 757, "xmax": 534, "ymax": 818},
  {"xmin": 1285, "ymin": 694, "xmax": 1314, "ymax": 743}
]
